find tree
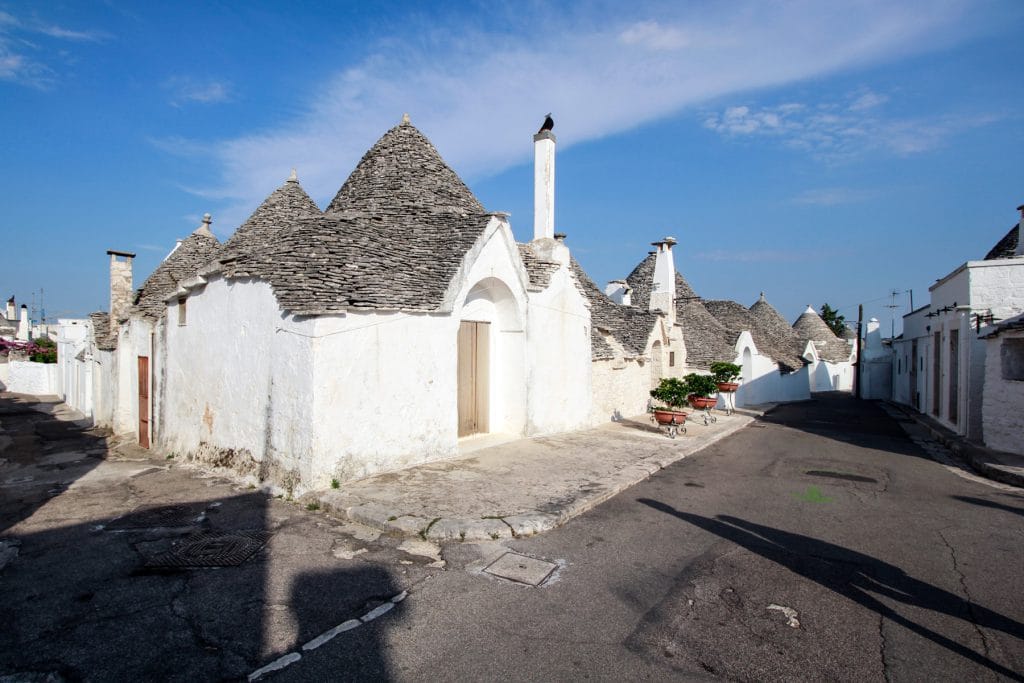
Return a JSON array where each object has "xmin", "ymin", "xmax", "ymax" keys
[{"xmin": 820, "ymin": 303, "xmax": 846, "ymax": 337}]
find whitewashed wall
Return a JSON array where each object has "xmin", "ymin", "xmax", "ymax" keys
[
  {"xmin": 56, "ymin": 319, "xmax": 92, "ymax": 420},
  {"xmin": 162, "ymin": 276, "xmax": 316, "ymax": 492},
  {"xmin": 734, "ymin": 332, "xmax": 810, "ymax": 406},
  {"xmin": 91, "ymin": 348, "xmax": 116, "ymax": 428},
  {"xmin": 6, "ymin": 360, "xmax": 59, "ymax": 395},
  {"xmin": 0, "ymin": 360, "xmax": 8, "ymax": 390},
  {"xmin": 982, "ymin": 329, "xmax": 1024, "ymax": 455}
]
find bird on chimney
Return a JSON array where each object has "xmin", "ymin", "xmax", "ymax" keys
[{"xmin": 537, "ymin": 113, "xmax": 554, "ymax": 133}]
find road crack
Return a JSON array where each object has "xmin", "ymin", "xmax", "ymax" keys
[
  {"xmin": 937, "ymin": 529, "xmax": 991, "ymax": 657},
  {"xmin": 877, "ymin": 614, "xmax": 891, "ymax": 682}
]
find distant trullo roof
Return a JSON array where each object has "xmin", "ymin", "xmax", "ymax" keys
[
  {"xmin": 570, "ymin": 258, "xmax": 662, "ymax": 360},
  {"xmin": 792, "ymin": 305, "xmax": 852, "ymax": 363},
  {"xmin": 132, "ymin": 217, "xmax": 222, "ymax": 322},
  {"xmin": 748, "ymin": 292, "xmax": 807, "ymax": 362},
  {"xmin": 703, "ymin": 299, "xmax": 804, "ymax": 372},
  {"xmin": 984, "ymin": 223, "xmax": 1019, "ymax": 260},
  {"xmin": 624, "ymin": 252, "xmax": 698, "ymax": 308},
  {"xmin": 229, "ymin": 118, "xmax": 493, "ymax": 314}
]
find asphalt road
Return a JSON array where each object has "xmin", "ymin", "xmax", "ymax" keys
[
  {"xmin": 287, "ymin": 394, "xmax": 1024, "ymax": 681},
  {"xmin": 2, "ymin": 393, "xmax": 1022, "ymax": 681}
]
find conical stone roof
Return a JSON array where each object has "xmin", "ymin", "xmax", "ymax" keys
[
  {"xmin": 703, "ymin": 299, "xmax": 804, "ymax": 372},
  {"xmin": 222, "ymin": 172, "xmax": 321, "ymax": 264},
  {"xmin": 327, "ymin": 118, "xmax": 484, "ymax": 217},
  {"xmin": 749, "ymin": 292, "xmax": 807, "ymax": 362},
  {"xmin": 984, "ymin": 223, "xmax": 1019, "ymax": 260},
  {"xmin": 675, "ymin": 299, "xmax": 736, "ymax": 370},
  {"xmin": 231, "ymin": 118, "xmax": 492, "ymax": 314},
  {"xmin": 570, "ymin": 258, "xmax": 662, "ymax": 359},
  {"xmin": 792, "ymin": 306, "xmax": 852, "ymax": 363},
  {"xmin": 624, "ymin": 252, "xmax": 698, "ymax": 309},
  {"xmin": 132, "ymin": 218, "xmax": 222, "ymax": 322}
]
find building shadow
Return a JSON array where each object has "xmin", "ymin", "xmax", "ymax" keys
[
  {"xmin": 1, "ymin": 489, "xmax": 397, "ymax": 680},
  {"xmin": 950, "ymin": 495, "xmax": 1024, "ymax": 518},
  {"xmin": 637, "ymin": 499, "xmax": 1024, "ymax": 681}
]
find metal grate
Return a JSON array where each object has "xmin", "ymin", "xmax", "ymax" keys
[
  {"xmin": 145, "ymin": 530, "xmax": 272, "ymax": 568},
  {"xmin": 106, "ymin": 505, "xmax": 206, "ymax": 530}
]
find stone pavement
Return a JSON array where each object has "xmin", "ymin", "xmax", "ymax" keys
[
  {"xmin": 312, "ymin": 406, "xmax": 766, "ymax": 541},
  {"xmin": 883, "ymin": 400, "xmax": 1024, "ymax": 488}
]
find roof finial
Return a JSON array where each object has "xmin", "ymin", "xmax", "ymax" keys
[
  {"xmin": 193, "ymin": 213, "xmax": 214, "ymax": 237},
  {"xmin": 401, "ymin": 112, "xmax": 410, "ymax": 124},
  {"xmin": 288, "ymin": 168, "xmax": 297, "ymax": 182},
  {"xmin": 759, "ymin": 291, "xmax": 766, "ymax": 301}
]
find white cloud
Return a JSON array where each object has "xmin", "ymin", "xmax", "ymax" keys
[
  {"xmin": 169, "ymin": 0, "xmax": 994, "ymax": 229},
  {"xmin": 0, "ymin": 9, "xmax": 108, "ymax": 88},
  {"xmin": 703, "ymin": 92, "xmax": 999, "ymax": 160},
  {"xmin": 163, "ymin": 76, "xmax": 232, "ymax": 106}
]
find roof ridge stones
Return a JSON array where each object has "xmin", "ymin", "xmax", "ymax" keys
[
  {"xmin": 131, "ymin": 227, "xmax": 222, "ymax": 322},
  {"xmin": 570, "ymin": 257, "xmax": 662, "ymax": 359},
  {"xmin": 703, "ymin": 299, "xmax": 804, "ymax": 372},
  {"xmin": 984, "ymin": 223, "xmax": 1019, "ymax": 260}
]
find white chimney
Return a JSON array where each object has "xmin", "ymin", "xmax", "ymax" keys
[
  {"xmin": 1015, "ymin": 203, "xmax": 1024, "ymax": 257},
  {"xmin": 5, "ymin": 296, "xmax": 14, "ymax": 321},
  {"xmin": 17, "ymin": 305, "xmax": 29, "ymax": 341},
  {"xmin": 649, "ymin": 237, "xmax": 677, "ymax": 316},
  {"xmin": 533, "ymin": 130, "xmax": 556, "ymax": 241},
  {"xmin": 107, "ymin": 250, "xmax": 135, "ymax": 336},
  {"xmin": 605, "ymin": 280, "xmax": 632, "ymax": 306}
]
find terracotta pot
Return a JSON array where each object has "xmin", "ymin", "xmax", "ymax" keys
[
  {"xmin": 689, "ymin": 396, "xmax": 717, "ymax": 410},
  {"xmin": 653, "ymin": 409, "xmax": 688, "ymax": 425},
  {"xmin": 717, "ymin": 382, "xmax": 739, "ymax": 392}
]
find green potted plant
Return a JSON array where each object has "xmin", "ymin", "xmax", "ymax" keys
[
  {"xmin": 710, "ymin": 361, "xmax": 741, "ymax": 392},
  {"xmin": 683, "ymin": 373, "xmax": 719, "ymax": 410},
  {"xmin": 649, "ymin": 377, "xmax": 689, "ymax": 426}
]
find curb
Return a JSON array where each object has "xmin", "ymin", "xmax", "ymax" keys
[
  {"xmin": 315, "ymin": 412, "xmax": 760, "ymax": 541},
  {"xmin": 886, "ymin": 401, "xmax": 1024, "ymax": 489}
]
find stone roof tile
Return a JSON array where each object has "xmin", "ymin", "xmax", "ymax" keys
[
  {"xmin": 703, "ymin": 299, "xmax": 804, "ymax": 372},
  {"xmin": 570, "ymin": 258, "xmax": 661, "ymax": 359},
  {"xmin": 132, "ymin": 226, "xmax": 221, "ymax": 322},
  {"xmin": 984, "ymin": 223, "xmax": 1019, "ymax": 260},
  {"xmin": 792, "ymin": 307, "xmax": 852, "ymax": 363}
]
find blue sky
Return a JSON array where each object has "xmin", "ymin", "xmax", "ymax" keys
[{"xmin": 2, "ymin": 1, "xmax": 1022, "ymax": 335}]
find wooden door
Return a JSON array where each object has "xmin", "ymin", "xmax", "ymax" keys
[
  {"xmin": 138, "ymin": 356, "xmax": 150, "ymax": 448},
  {"xmin": 948, "ymin": 329, "xmax": 959, "ymax": 424},
  {"xmin": 910, "ymin": 340, "xmax": 918, "ymax": 409},
  {"xmin": 457, "ymin": 321, "xmax": 489, "ymax": 437}
]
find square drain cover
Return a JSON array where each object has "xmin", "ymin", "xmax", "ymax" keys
[
  {"xmin": 484, "ymin": 552, "xmax": 557, "ymax": 586},
  {"xmin": 107, "ymin": 504, "xmax": 206, "ymax": 530},
  {"xmin": 145, "ymin": 530, "xmax": 271, "ymax": 568}
]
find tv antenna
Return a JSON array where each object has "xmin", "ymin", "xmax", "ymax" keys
[{"xmin": 884, "ymin": 289, "xmax": 901, "ymax": 338}]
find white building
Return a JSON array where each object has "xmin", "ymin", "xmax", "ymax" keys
[
  {"xmin": 153, "ymin": 118, "xmax": 592, "ymax": 493},
  {"xmin": 792, "ymin": 305, "xmax": 856, "ymax": 392},
  {"xmin": 892, "ymin": 204, "xmax": 1024, "ymax": 440}
]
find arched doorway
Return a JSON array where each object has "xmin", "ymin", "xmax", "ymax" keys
[
  {"xmin": 458, "ymin": 278, "xmax": 526, "ymax": 437},
  {"xmin": 650, "ymin": 340, "xmax": 663, "ymax": 389}
]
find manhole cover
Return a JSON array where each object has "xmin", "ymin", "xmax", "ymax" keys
[
  {"xmin": 145, "ymin": 530, "xmax": 271, "ymax": 568},
  {"xmin": 107, "ymin": 505, "xmax": 206, "ymax": 530},
  {"xmin": 805, "ymin": 470, "xmax": 877, "ymax": 484},
  {"xmin": 483, "ymin": 552, "xmax": 557, "ymax": 586}
]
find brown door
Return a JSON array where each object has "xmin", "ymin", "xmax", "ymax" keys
[
  {"xmin": 948, "ymin": 329, "xmax": 958, "ymax": 424},
  {"xmin": 932, "ymin": 331, "xmax": 941, "ymax": 416},
  {"xmin": 457, "ymin": 321, "xmax": 489, "ymax": 437},
  {"xmin": 138, "ymin": 356, "xmax": 150, "ymax": 448}
]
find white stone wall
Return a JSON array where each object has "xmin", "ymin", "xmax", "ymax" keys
[
  {"xmin": 809, "ymin": 359, "xmax": 854, "ymax": 392},
  {"xmin": 56, "ymin": 319, "xmax": 92, "ymax": 420},
  {"xmin": 162, "ymin": 276, "xmax": 317, "ymax": 491},
  {"xmin": 982, "ymin": 329, "xmax": 1024, "ymax": 455},
  {"xmin": 590, "ymin": 355, "xmax": 649, "ymax": 422},
  {"xmin": 734, "ymin": 332, "xmax": 810, "ymax": 406},
  {"xmin": 91, "ymin": 349, "xmax": 116, "ymax": 428},
  {"xmin": 6, "ymin": 360, "xmax": 58, "ymax": 395},
  {"xmin": 0, "ymin": 359, "xmax": 8, "ymax": 390}
]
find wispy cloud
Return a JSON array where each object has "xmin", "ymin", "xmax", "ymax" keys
[
  {"xmin": 703, "ymin": 88, "xmax": 999, "ymax": 160},
  {"xmin": 0, "ymin": 9, "xmax": 108, "ymax": 88},
  {"xmin": 161, "ymin": 0, "xmax": 998, "ymax": 229},
  {"xmin": 163, "ymin": 76, "xmax": 232, "ymax": 106},
  {"xmin": 791, "ymin": 187, "xmax": 876, "ymax": 206}
]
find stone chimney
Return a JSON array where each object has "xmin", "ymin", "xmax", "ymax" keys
[
  {"xmin": 649, "ymin": 237, "xmax": 677, "ymax": 317},
  {"xmin": 605, "ymin": 280, "xmax": 632, "ymax": 306},
  {"xmin": 107, "ymin": 250, "xmax": 135, "ymax": 337},
  {"xmin": 1015, "ymin": 203, "xmax": 1024, "ymax": 257},
  {"xmin": 16, "ymin": 305, "xmax": 29, "ymax": 341},
  {"xmin": 533, "ymin": 130, "xmax": 556, "ymax": 241},
  {"xmin": 5, "ymin": 296, "xmax": 14, "ymax": 321}
]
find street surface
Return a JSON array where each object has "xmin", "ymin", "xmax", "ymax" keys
[{"xmin": 2, "ymin": 393, "xmax": 1022, "ymax": 681}]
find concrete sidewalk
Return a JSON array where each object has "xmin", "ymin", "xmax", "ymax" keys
[
  {"xmin": 884, "ymin": 401, "xmax": 1024, "ymax": 488},
  {"xmin": 312, "ymin": 407, "xmax": 766, "ymax": 542}
]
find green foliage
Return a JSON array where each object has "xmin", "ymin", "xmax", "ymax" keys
[
  {"xmin": 682, "ymin": 373, "xmax": 719, "ymax": 399},
  {"xmin": 650, "ymin": 377, "xmax": 689, "ymax": 410},
  {"xmin": 306, "ymin": 501, "xmax": 320, "ymax": 511},
  {"xmin": 331, "ymin": 478, "xmax": 340, "ymax": 489},
  {"xmin": 33, "ymin": 336, "xmax": 56, "ymax": 348},
  {"xmin": 820, "ymin": 303, "xmax": 847, "ymax": 337},
  {"xmin": 709, "ymin": 362, "xmax": 741, "ymax": 383}
]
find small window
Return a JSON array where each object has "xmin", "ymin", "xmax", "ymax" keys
[
  {"xmin": 177, "ymin": 297, "xmax": 187, "ymax": 326},
  {"xmin": 669, "ymin": 351, "xmax": 675, "ymax": 367},
  {"xmin": 1001, "ymin": 338, "xmax": 1024, "ymax": 381}
]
